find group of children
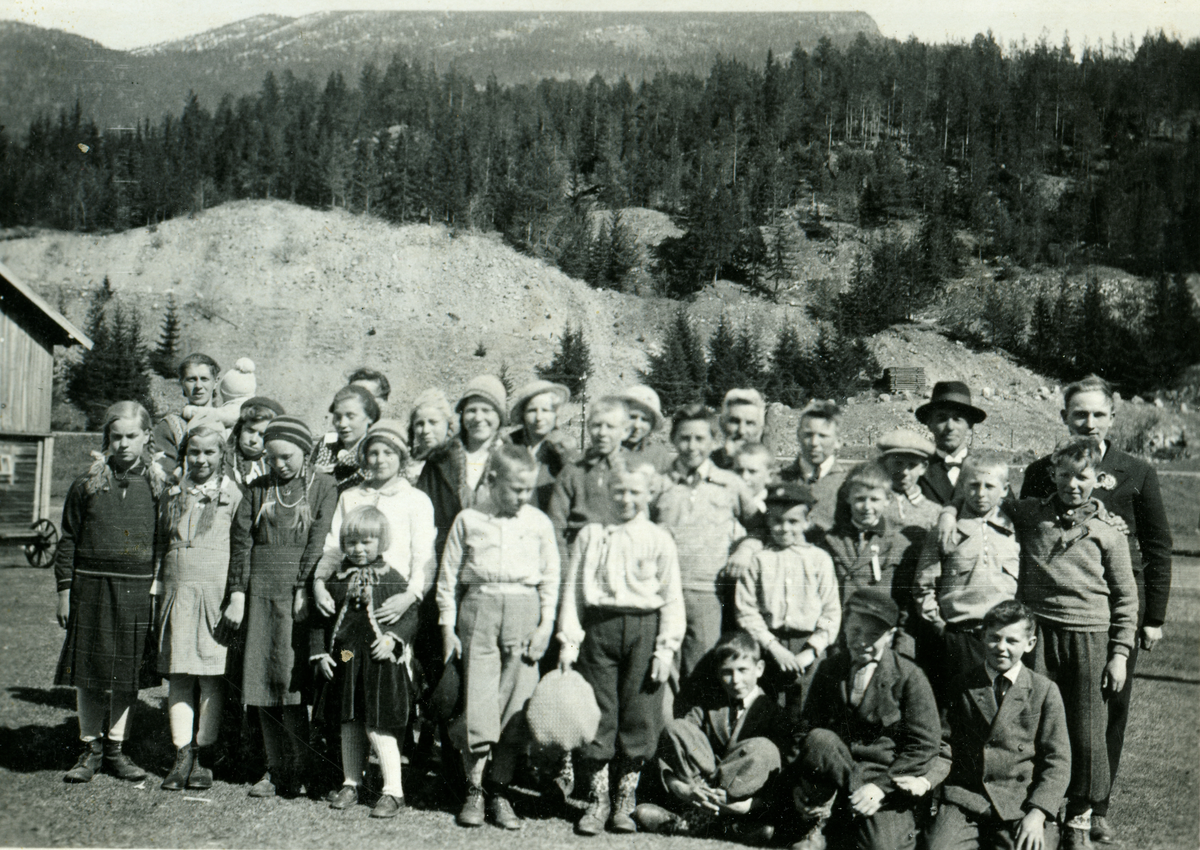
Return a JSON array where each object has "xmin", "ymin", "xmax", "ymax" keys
[{"xmin": 50, "ymin": 356, "xmax": 1150, "ymax": 850}]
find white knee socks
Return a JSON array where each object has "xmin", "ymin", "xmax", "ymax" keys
[
  {"xmin": 76, "ymin": 688, "xmax": 105, "ymax": 742},
  {"xmin": 367, "ymin": 728, "xmax": 403, "ymax": 799},
  {"xmin": 195, "ymin": 677, "xmax": 222, "ymax": 748}
]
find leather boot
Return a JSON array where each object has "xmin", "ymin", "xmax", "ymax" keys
[
  {"xmin": 609, "ymin": 761, "xmax": 642, "ymax": 833},
  {"xmin": 575, "ymin": 760, "xmax": 611, "ymax": 836},
  {"xmin": 187, "ymin": 746, "xmax": 213, "ymax": 789},
  {"xmin": 103, "ymin": 740, "xmax": 147, "ymax": 781},
  {"xmin": 63, "ymin": 740, "xmax": 104, "ymax": 783},
  {"xmin": 161, "ymin": 745, "xmax": 194, "ymax": 791}
]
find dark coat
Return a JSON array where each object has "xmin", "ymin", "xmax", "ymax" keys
[
  {"xmin": 414, "ymin": 438, "xmax": 491, "ymax": 561},
  {"xmin": 1020, "ymin": 442, "xmax": 1172, "ymax": 625},
  {"xmin": 918, "ymin": 456, "xmax": 959, "ymax": 506},
  {"xmin": 936, "ymin": 664, "xmax": 1071, "ymax": 822},
  {"xmin": 507, "ymin": 427, "xmax": 580, "ymax": 512},
  {"xmin": 799, "ymin": 646, "xmax": 941, "ymax": 793},
  {"xmin": 680, "ymin": 688, "xmax": 791, "ymax": 756}
]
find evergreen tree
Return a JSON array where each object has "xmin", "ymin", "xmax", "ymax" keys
[
  {"xmin": 765, "ymin": 323, "xmax": 809, "ymax": 408},
  {"xmin": 537, "ymin": 322, "xmax": 592, "ymax": 398},
  {"xmin": 1073, "ymin": 274, "xmax": 1109, "ymax": 377},
  {"xmin": 642, "ymin": 308, "xmax": 707, "ymax": 412},
  {"xmin": 67, "ymin": 280, "xmax": 155, "ymax": 429},
  {"xmin": 800, "ymin": 324, "xmax": 880, "ymax": 400},
  {"xmin": 704, "ymin": 314, "xmax": 740, "ymax": 406},
  {"xmin": 151, "ymin": 293, "xmax": 181, "ymax": 379}
]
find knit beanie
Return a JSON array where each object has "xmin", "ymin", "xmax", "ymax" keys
[
  {"xmin": 219, "ymin": 357, "xmax": 257, "ymax": 400},
  {"xmin": 525, "ymin": 669, "xmax": 602, "ymax": 753},
  {"xmin": 358, "ymin": 418, "xmax": 409, "ymax": 463},
  {"xmin": 455, "ymin": 375, "xmax": 508, "ymax": 426},
  {"xmin": 262, "ymin": 415, "xmax": 313, "ymax": 454}
]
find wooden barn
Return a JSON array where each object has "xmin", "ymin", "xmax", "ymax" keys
[{"xmin": 0, "ymin": 260, "xmax": 92, "ymax": 565}]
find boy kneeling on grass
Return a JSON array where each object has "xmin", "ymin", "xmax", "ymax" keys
[
  {"xmin": 926, "ymin": 599, "xmax": 1071, "ymax": 850},
  {"xmin": 787, "ymin": 588, "xmax": 941, "ymax": 850},
  {"xmin": 556, "ymin": 462, "xmax": 685, "ymax": 836},
  {"xmin": 632, "ymin": 631, "xmax": 786, "ymax": 845}
]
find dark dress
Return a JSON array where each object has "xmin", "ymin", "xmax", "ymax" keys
[
  {"xmin": 54, "ymin": 461, "xmax": 159, "ymax": 693},
  {"xmin": 311, "ymin": 434, "xmax": 368, "ymax": 493},
  {"xmin": 229, "ymin": 471, "xmax": 337, "ymax": 707},
  {"xmin": 312, "ymin": 559, "xmax": 420, "ymax": 733}
]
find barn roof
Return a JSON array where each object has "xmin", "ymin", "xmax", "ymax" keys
[{"xmin": 0, "ymin": 260, "xmax": 92, "ymax": 349}]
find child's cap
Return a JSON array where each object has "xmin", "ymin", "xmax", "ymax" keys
[
  {"xmin": 877, "ymin": 429, "xmax": 935, "ymax": 459},
  {"xmin": 262, "ymin": 415, "xmax": 313, "ymax": 454},
  {"xmin": 455, "ymin": 375, "xmax": 508, "ymax": 426},
  {"xmin": 358, "ymin": 419, "xmax": 409, "ymax": 462},
  {"xmin": 844, "ymin": 588, "xmax": 900, "ymax": 629},
  {"xmin": 509, "ymin": 380, "xmax": 570, "ymax": 425},
  {"xmin": 218, "ymin": 357, "xmax": 257, "ymax": 399},
  {"xmin": 242, "ymin": 396, "xmax": 285, "ymax": 416},
  {"xmin": 619, "ymin": 385, "xmax": 663, "ymax": 432},
  {"xmin": 765, "ymin": 481, "xmax": 816, "ymax": 509}
]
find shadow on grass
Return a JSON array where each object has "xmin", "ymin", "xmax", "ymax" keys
[
  {"xmin": 1134, "ymin": 672, "xmax": 1200, "ymax": 685},
  {"xmin": 0, "ymin": 718, "xmax": 84, "ymax": 772},
  {"xmin": 7, "ymin": 685, "xmax": 76, "ymax": 710}
]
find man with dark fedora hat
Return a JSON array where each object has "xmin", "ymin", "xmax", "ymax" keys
[{"xmin": 914, "ymin": 381, "xmax": 987, "ymax": 505}]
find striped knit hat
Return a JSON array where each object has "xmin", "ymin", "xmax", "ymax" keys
[
  {"xmin": 358, "ymin": 418, "xmax": 409, "ymax": 463},
  {"xmin": 262, "ymin": 416, "xmax": 313, "ymax": 454}
]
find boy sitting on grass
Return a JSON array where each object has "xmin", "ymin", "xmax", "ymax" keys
[
  {"xmin": 632, "ymin": 631, "xmax": 785, "ymax": 844},
  {"xmin": 914, "ymin": 454, "xmax": 1020, "ymax": 702},
  {"xmin": 734, "ymin": 482, "xmax": 840, "ymax": 719},
  {"xmin": 786, "ymin": 589, "xmax": 941, "ymax": 850},
  {"xmin": 926, "ymin": 599, "xmax": 1070, "ymax": 850}
]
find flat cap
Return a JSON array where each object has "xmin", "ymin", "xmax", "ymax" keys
[
  {"xmin": 877, "ymin": 429, "xmax": 936, "ymax": 459},
  {"xmin": 764, "ymin": 481, "xmax": 816, "ymax": 508},
  {"xmin": 845, "ymin": 588, "xmax": 900, "ymax": 629}
]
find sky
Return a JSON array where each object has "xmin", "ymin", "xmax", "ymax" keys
[{"xmin": 4, "ymin": 0, "xmax": 1198, "ymax": 51}]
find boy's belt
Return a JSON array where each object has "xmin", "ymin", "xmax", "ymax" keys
[{"xmin": 464, "ymin": 583, "xmax": 538, "ymax": 596}]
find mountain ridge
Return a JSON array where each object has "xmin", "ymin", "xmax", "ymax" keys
[{"xmin": 0, "ymin": 11, "xmax": 881, "ymax": 132}]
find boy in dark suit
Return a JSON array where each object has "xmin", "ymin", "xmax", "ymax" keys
[
  {"xmin": 634, "ymin": 631, "xmax": 786, "ymax": 842},
  {"xmin": 926, "ymin": 599, "xmax": 1071, "ymax": 850},
  {"xmin": 786, "ymin": 589, "xmax": 941, "ymax": 850},
  {"xmin": 1018, "ymin": 374, "xmax": 1171, "ymax": 844},
  {"xmin": 915, "ymin": 382, "xmax": 988, "ymax": 506}
]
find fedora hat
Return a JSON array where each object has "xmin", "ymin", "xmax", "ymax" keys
[{"xmin": 915, "ymin": 381, "xmax": 987, "ymax": 426}]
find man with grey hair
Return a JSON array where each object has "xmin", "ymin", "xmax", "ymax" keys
[{"xmin": 711, "ymin": 388, "xmax": 767, "ymax": 471}]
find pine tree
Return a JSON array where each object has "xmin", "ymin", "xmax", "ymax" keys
[
  {"xmin": 765, "ymin": 323, "xmax": 809, "ymax": 408},
  {"xmin": 151, "ymin": 293, "xmax": 181, "ymax": 378},
  {"xmin": 1074, "ymin": 274, "xmax": 1109, "ymax": 377},
  {"xmin": 537, "ymin": 322, "xmax": 592, "ymax": 398},
  {"xmin": 67, "ymin": 280, "xmax": 155, "ymax": 429},
  {"xmin": 642, "ymin": 308, "xmax": 707, "ymax": 412},
  {"xmin": 705, "ymin": 314, "xmax": 740, "ymax": 406},
  {"xmin": 800, "ymin": 324, "xmax": 880, "ymax": 400}
]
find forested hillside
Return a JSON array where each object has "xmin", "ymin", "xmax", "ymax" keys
[{"xmin": 2, "ymin": 30, "xmax": 1198, "ymax": 394}]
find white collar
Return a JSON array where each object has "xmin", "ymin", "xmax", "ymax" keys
[
  {"xmin": 985, "ymin": 662, "xmax": 1024, "ymax": 685},
  {"xmin": 937, "ymin": 446, "xmax": 969, "ymax": 464}
]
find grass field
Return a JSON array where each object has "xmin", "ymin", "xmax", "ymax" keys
[{"xmin": 0, "ymin": 566, "xmax": 1196, "ymax": 849}]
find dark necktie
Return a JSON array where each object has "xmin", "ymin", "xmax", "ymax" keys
[
  {"xmin": 730, "ymin": 698, "xmax": 744, "ymax": 726},
  {"xmin": 993, "ymin": 673, "xmax": 1009, "ymax": 706}
]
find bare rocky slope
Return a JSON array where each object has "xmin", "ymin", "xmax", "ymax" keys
[{"xmin": 2, "ymin": 199, "xmax": 1074, "ymax": 455}]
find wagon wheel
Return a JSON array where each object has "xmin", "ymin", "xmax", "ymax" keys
[{"xmin": 24, "ymin": 519, "xmax": 58, "ymax": 568}]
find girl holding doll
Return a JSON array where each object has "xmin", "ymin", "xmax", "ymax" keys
[
  {"xmin": 154, "ymin": 425, "xmax": 243, "ymax": 791},
  {"xmin": 225, "ymin": 416, "xmax": 337, "ymax": 798},
  {"xmin": 55, "ymin": 401, "xmax": 165, "ymax": 784}
]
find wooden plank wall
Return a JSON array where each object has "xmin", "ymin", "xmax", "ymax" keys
[{"xmin": 0, "ymin": 306, "xmax": 54, "ymax": 434}]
